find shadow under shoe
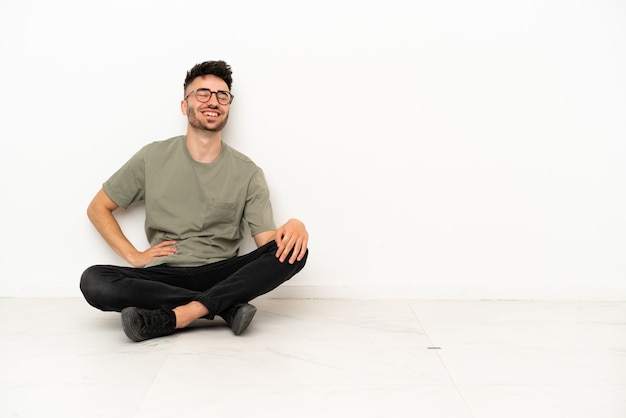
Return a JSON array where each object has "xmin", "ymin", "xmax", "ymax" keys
[
  {"xmin": 220, "ymin": 303, "xmax": 257, "ymax": 335},
  {"xmin": 121, "ymin": 306, "xmax": 176, "ymax": 342}
]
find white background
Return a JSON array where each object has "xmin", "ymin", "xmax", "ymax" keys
[{"xmin": 0, "ymin": 0, "xmax": 624, "ymax": 299}]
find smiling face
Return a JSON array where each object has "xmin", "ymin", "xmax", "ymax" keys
[{"xmin": 181, "ymin": 74, "xmax": 231, "ymax": 133}]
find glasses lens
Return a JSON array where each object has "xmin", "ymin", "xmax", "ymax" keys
[
  {"xmin": 195, "ymin": 90, "xmax": 211, "ymax": 102},
  {"xmin": 216, "ymin": 91, "xmax": 231, "ymax": 104},
  {"xmin": 190, "ymin": 89, "xmax": 231, "ymax": 104}
]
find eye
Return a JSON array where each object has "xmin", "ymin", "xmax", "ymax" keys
[{"xmin": 196, "ymin": 90, "xmax": 210, "ymax": 100}]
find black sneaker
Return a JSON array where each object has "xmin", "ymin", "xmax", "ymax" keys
[
  {"xmin": 121, "ymin": 307, "xmax": 176, "ymax": 342},
  {"xmin": 221, "ymin": 303, "xmax": 257, "ymax": 335}
]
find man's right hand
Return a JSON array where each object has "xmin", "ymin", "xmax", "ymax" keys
[
  {"xmin": 88, "ymin": 189, "xmax": 178, "ymax": 268},
  {"xmin": 127, "ymin": 241, "xmax": 177, "ymax": 268}
]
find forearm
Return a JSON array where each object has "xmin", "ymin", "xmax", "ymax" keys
[
  {"xmin": 253, "ymin": 230, "xmax": 277, "ymax": 248},
  {"xmin": 87, "ymin": 205, "xmax": 139, "ymax": 263}
]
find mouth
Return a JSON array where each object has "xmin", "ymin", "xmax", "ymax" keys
[{"xmin": 202, "ymin": 110, "xmax": 219, "ymax": 118}]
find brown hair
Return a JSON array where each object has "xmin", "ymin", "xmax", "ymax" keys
[{"xmin": 184, "ymin": 60, "xmax": 233, "ymax": 93}]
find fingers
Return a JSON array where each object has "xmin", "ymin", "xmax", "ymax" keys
[
  {"xmin": 274, "ymin": 226, "xmax": 285, "ymax": 247},
  {"xmin": 275, "ymin": 230, "xmax": 308, "ymax": 264},
  {"xmin": 289, "ymin": 238, "xmax": 308, "ymax": 264},
  {"xmin": 149, "ymin": 241, "xmax": 177, "ymax": 259},
  {"xmin": 155, "ymin": 240, "xmax": 177, "ymax": 248},
  {"xmin": 130, "ymin": 240, "xmax": 177, "ymax": 267}
]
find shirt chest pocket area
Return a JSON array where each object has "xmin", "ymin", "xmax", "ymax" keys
[{"xmin": 203, "ymin": 200, "xmax": 238, "ymax": 231}]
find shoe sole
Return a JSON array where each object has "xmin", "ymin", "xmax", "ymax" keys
[
  {"xmin": 230, "ymin": 305, "xmax": 257, "ymax": 335},
  {"xmin": 121, "ymin": 307, "xmax": 145, "ymax": 342}
]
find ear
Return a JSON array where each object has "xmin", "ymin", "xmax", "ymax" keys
[{"xmin": 181, "ymin": 99, "xmax": 188, "ymax": 116}]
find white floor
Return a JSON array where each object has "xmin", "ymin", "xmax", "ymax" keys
[{"xmin": 1, "ymin": 297, "xmax": 625, "ymax": 418}]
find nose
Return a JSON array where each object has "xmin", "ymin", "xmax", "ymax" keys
[{"xmin": 207, "ymin": 92, "xmax": 221, "ymax": 105}]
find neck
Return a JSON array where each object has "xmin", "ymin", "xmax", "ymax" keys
[{"xmin": 186, "ymin": 130, "xmax": 222, "ymax": 163}]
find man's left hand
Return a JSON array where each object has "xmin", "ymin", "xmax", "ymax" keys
[{"xmin": 275, "ymin": 218, "xmax": 308, "ymax": 264}]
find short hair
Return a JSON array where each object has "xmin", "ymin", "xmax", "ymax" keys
[{"xmin": 184, "ymin": 60, "xmax": 233, "ymax": 93}]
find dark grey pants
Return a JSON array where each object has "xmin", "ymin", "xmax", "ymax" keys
[{"xmin": 80, "ymin": 241, "xmax": 308, "ymax": 317}]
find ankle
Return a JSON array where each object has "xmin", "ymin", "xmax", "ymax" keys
[{"xmin": 173, "ymin": 301, "xmax": 209, "ymax": 329}]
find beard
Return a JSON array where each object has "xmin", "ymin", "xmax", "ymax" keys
[{"xmin": 188, "ymin": 106, "xmax": 229, "ymax": 132}]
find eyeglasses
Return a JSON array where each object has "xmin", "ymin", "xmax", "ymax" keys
[{"xmin": 184, "ymin": 88, "xmax": 234, "ymax": 105}]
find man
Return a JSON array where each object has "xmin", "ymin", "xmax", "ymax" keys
[{"xmin": 80, "ymin": 60, "xmax": 309, "ymax": 342}]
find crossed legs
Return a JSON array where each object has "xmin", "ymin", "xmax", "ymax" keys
[{"xmin": 80, "ymin": 241, "xmax": 308, "ymax": 340}]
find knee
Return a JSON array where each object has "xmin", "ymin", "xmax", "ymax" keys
[
  {"xmin": 297, "ymin": 248, "xmax": 309, "ymax": 268},
  {"xmin": 79, "ymin": 265, "xmax": 98, "ymax": 294},
  {"xmin": 79, "ymin": 265, "xmax": 107, "ymax": 308},
  {"xmin": 290, "ymin": 248, "xmax": 309, "ymax": 275}
]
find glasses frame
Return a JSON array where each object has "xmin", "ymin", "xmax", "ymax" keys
[{"xmin": 184, "ymin": 88, "xmax": 234, "ymax": 105}]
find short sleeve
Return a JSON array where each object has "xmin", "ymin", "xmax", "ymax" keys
[
  {"xmin": 244, "ymin": 169, "xmax": 276, "ymax": 236},
  {"xmin": 102, "ymin": 146, "xmax": 147, "ymax": 209}
]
